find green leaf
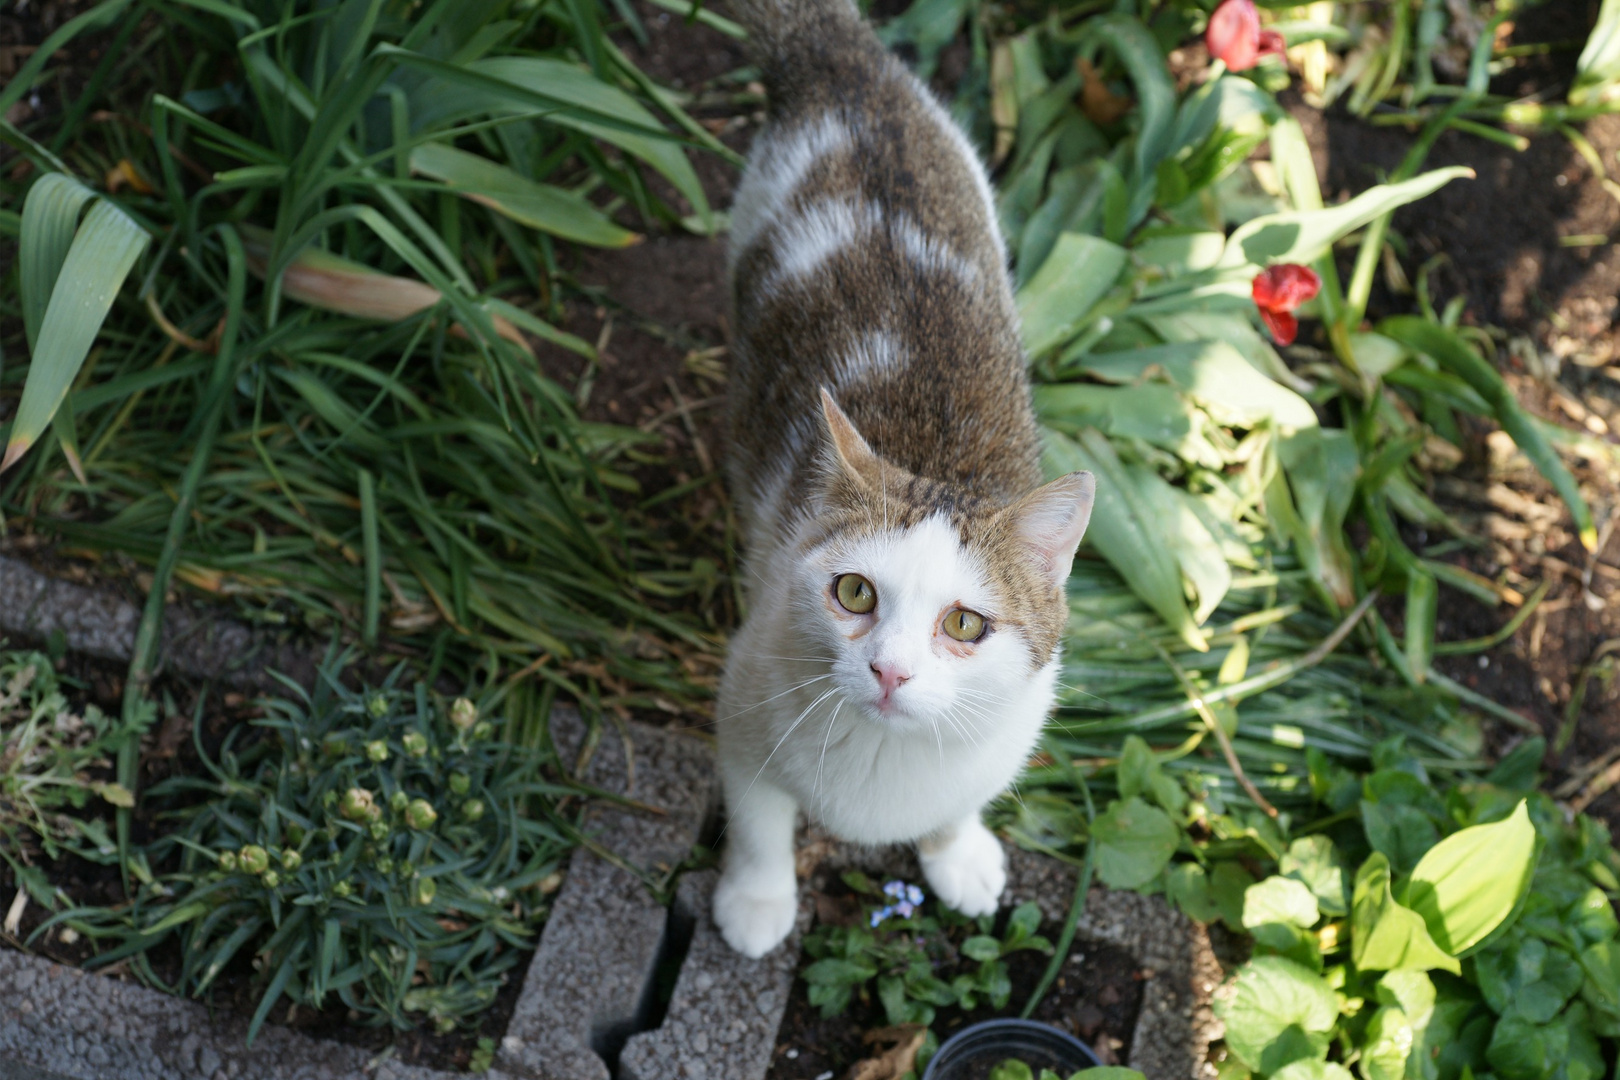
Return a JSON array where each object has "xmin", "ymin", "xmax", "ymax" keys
[
  {"xmin": 1403, "ymin": 800, "xmax": 1536, "ymax": 955},
  {"xmin": 1361, "ymin": 800, "xmax": 1439, "ymax": 876},
  {"xmin": 1078, "ymin": 341, "xmax": 1318, "ymax": 433},
  {"xmin": 1358, "ymin": 1006, "xmax": 1413, "ymax": 1080},
  {"xmin": 1269, "ymin": 1064, "xmax": 1353, "ymax": 1080},
  {"xmin": 1016, "ymin": 232, "xmax": 1127, "ymax": 357},
  {"xmin": 1213, "ymin": 861, "xmax": 1258, "ymax": 932},
  {"xmin": 1475, "ymin": 932, "xmax": 1583, "ymax": 1023},
  {"xmin": 1244, "ymin": 876, "xmax": 1320, "ymax": 931},
  {"xmin": 1091, "ymin": 797, "xmax": 1179, "ymax": 890},
  {"xmin": 1573, "ymin": 0, "xmax": 1620, "ymax": 105},
  {"xmin": 1217, "ymin": 168, "xmax": 1471, "ymax": 272},
  {"xmin": 1168, "ymin": 863, "xmax": 1221, "ymax": 924},
  {"xmin": 1374, "ymin": 969, "xmax": 1436, "ymax": 1032},
  {"xmin": 19, "ymin": 173, "xmax": 97, "ymax": 351},
  {"xmin": 1350, "ymin": 853, "xmax": 1460, "ymax": 975},
  {"xmin": 406, "ymin": 54, "xmax": 709, "ymax": 218},
  {"xmin": 6, "ymin": 196, "xmax": 149, "ymax": 473},
  {"xmin": 1280, "ymin": 837, "xmax": 1349, "ymax": 917},
  {"xmin": 992, "ymin": 1061, "xmax": 1035, "ymax": 1080},
  {"xmin": 1069, "ymin": 1070, "xmax": 1149, "ymax": 1080},
  {"xmin": 802, "ymin": 957, "xmax": 877, "ymax": 985},
  {"xmin": 1042, "ymin": 428, "xmax": 1208, "ymax": 650},
  {"xmin": 1380, "ymin": 316, "xmax": 1598, "ymax": 551},
  {"xmin": 1213, "ymin": 956, "xmax": 1338, "ymax": 1073},
  {"xmin": 962, "ymin": 935, "xmax": 1003, "ymax": 962},
  {"xmin": 409, "ymin": 143, "xmax": 640, "ymax": 248}
]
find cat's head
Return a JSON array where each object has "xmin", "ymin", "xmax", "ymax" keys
[{"xmin": 784, "ymin": 391, "xmax": 1094, "ymax": 734}]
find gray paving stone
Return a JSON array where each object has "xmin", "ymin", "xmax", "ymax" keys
[
  {"xmin": 618, "ymin": 871, "xmax": 809, "ymax": 1080},
  {"xmin": 497, "ymin": 711, "xmax": 719, "ymax": 1080}
]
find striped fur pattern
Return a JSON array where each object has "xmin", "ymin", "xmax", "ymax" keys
[{"xmin": 713, "ymin": 0, "xmax": 1095, "ymax": 958}]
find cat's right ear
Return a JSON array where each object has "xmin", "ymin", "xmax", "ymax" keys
[{"xmin": 818, "ymin": 388, "xmax": 880, "ymax": 483}]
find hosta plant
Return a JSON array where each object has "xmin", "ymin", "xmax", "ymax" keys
[{"xmin": 45, "ymin": 658, "xmax": 574, "ymax": 1040}]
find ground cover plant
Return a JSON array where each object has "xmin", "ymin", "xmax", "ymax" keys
[
  {"xmin": 42, "ymin": 654, "xmax": 577, "ymax": 1042},
  {"xmin": 5, "ymin": 0, "xmax": 1620, "ymax": 1070}
]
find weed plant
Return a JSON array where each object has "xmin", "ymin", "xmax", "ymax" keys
[
  {"xmin": 0, "ymin": 649, "xmax": 141, "ymax": 901},
  {"xmin": 44, "ymin": 657, "xmax": 575, "ymax": 1041}
]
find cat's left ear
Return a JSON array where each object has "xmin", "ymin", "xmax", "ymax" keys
[{"xmin": 1003, "ymin": 472, "xmax": 1095, "ymax": 588}]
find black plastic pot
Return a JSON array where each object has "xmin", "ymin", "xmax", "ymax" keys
[{"xmin": 921, "ymin": 1019, "xmax": 1103, "ymax": 1080}]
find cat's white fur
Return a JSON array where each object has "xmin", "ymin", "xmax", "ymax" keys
[{"xmin": 714, "ymin": 511, "xmax": 1061, "ymax": 957}]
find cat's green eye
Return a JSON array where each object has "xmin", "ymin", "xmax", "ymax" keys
[
  {"xmin": 943, "ymin": 608, "xmax": 986, "ymax": 642},
  {"xmin": 835, "ymin": 574, "xmax": 877, "ymax": 614}
]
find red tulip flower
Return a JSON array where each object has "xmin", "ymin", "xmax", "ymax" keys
[
  {"xmin": 1207, "ymin": 0, "xmax": 1286, "ymax": 72},
  {"xmin": 1252, "ymin": 264, "xmax": 1321, "ymax": 346}
]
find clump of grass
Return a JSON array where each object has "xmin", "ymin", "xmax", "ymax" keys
[{"xmin": 45, "ymin": 655, "xmax": 575, "ymax": 1041}]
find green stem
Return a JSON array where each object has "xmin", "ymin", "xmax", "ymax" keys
[
  {"xmin": 116, "ymin": 226, "xmax": 247, "ymax": 885},
  {"xmin": 1021, "ymin": 738, "xmax": 1095, "ymax": 1019}
]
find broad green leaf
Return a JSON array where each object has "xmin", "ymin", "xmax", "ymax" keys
[
  {"xmin": 1079, "ymin": 340, "xmax": 1318, "ymax": 433},
  {"xmin": 1168, "ymin": 863, "xmax": 1221, "ymax": 923},
  {"xmin": 1573, "ymin": 0, "xmax": 1620, "ymax": 104},
  {"xmin": 961, "ymin": 935, "xmax": 1002, "ymax": 962},
  {"xmin": 1487, "ymin": 1004, "xmax": 1605, "ymax": 1080},
  {"xmin": 1381, "ymin": 316, "xmax": 1597, "ymax": 551},
  {"xmin": 1475, "ymin": 932, "xmax": 1583, "ymax": 1023},
  {"xmin": 1212, "ymin": 860, "xmax": 1258, "ymax": 932},
  {"xmin": 1042, "ymin": 428, "xmax": 1207, "ymax": 650},
  {"xmin": 19, "ymin": 174, "xmax": 97, "ymax": 351},
  {"xmin": 1085, "ymin": 15, "xmax": 1174, "ymax": 226},
  {"xmin": 1272, "ymin": 427, "xmax": 1359, "ymax": 607},
  {"xmin": 1270, "ymin": 1064, "xmax": 1353, "ymax": 1080},
  {"xmin": 1070, "ymin": 1070, "xmax": 1149, "ymax": 1080},
  {"xmin": 1144, "ymin": 310, "xmax": 1299, "ymax": 391},
  {"xmin": 1374, "ymin": 969, "xmax": 1436, "ymax": 1031},
  {"xmin": 409, "ymin": 143, "xmax": 639, "ymax": 248},
  {"xmin": 1280, "ymin": 836, "xmax": 1349, "ymax": 917},
  {"xmin": 1217, "ymin": 167, "xmax": 1471, "ymax": 272},
  {"xmin": 5, "ymin": 198, "xmax": 149, "ymax": 473},
  {"xmin": 1403, "ymin": 800, "xmax": 1535, "ymax": 955},
  {"xmin": 1358, "ymin": 1005, "xmax": 1414, "ymax": 1080},
  {"xmin": 1133, "ymin": 231, "xmax": 1225, "ymax": 275},
  {"xmin": 1580, "ymin": 939, "xmax": 1620, "ymax": 1013},
  {"xmin": 1213, "ymin": 956, "xmax": 1338, "ymax": 1073},
  {"xmin": 1351, "ymin": 853, "xmax": 1459, "ymax": 975},
  {"xmin": 1244, "ymin": 876, "xmax": 1321, "ymax": 932},
  {"xmin": 1016, "ymin": 232, "xmax": 1127, "ymax": 357},
  {"xmin": 1090, "ymin": 796, "xmax": 1179, "ymax": 890},
  {"xmin": 1036, "ymin": 383, "xmax": 1227, "ymax": 471}
]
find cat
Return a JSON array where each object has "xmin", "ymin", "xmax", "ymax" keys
[{"xmin": 713, "ymin": 0, "xmax": 1096, "ymax": 958}]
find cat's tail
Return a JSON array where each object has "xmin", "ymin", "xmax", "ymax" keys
[{"xmin": 726, "ymin": 0, "xmax": 870, "ymax": 81}]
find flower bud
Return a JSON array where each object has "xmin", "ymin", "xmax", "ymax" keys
[
  {"xmin": 366, "ymin": 740, "xmax": 389, "ymax": 763},
  {"xmin": 368, "ymin": 694, "xmax": 390, "ymax": 718},
  {"xmin": 471, "ymin": 721, "xmax": 493, "ymax": 740},
  {"xmin": 261, "ymin": 870, "xmax": 281, "ymax": 888},
  {"xmin": 406, "ymin": 799, "xmax": 438, "ymax": 830},
  {"xmin": 415, "ymin": 877, "xmax": 437, "ymax": 905},
  {"xmin": 461, "ymin": 799, "xmax": 486, "ymax": 822},
  {"xmin": 449, "ymin": 772, "xmax": 471, "ymax": 797},
  {"xmin": 340, "ymin": 788, "xmax": 378, "ymax": 822},
  {"xmin": 286, "ymin": 823, "xmax": 307, "ymax": 846},
  {"xmin": 402, "ymin": 731, "xmax": 428, "ymax": 757},
  {"xmin": 375, "ymin": 855, "xmax": 394, "ymax": 874},
  {"xmin": 281, "ymin": 850, "xmax": 302, "ymax": 872},
  {"xmin": 390, "ymin": 790, "xmax": 409, "ymax": 814},
  {"xmin": 449, "ymin": 698, "xmax": 478, "ymax": 731},
  {"xmin": 333, "ymin": 880, "xmax": 353, "ymax": 899},
  {"xmin": 238, "ymin": 845, "xmax": 270, "ymax": 875},
  {"xmin": 369, "ymin": 820, "xmax": 390, "ymax": 841},
  {"xmin": 218, "ymin": 851, "xmax": 238, "ymax": 872}
]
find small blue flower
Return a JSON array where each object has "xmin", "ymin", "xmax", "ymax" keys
[
  {"xmin": 905, "ymin": 884, "xmax": 924, "ymax": 906},
  {"xmin": 882, "ymin": 880, "xmax": 906, "ymax": 899},
  {"xmin": 894, "ymin": 900, "xmax": 916, "ymax": 918},
  {"xmin": 870, "ymin": 905, "xmax": 895, "ymax": 928}
]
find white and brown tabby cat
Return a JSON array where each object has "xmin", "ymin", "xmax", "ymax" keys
[{"xmin": 714, "ymin": 0, "xmax": 1096, "ymax": 957}]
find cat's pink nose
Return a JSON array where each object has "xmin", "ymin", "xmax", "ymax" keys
[{"xmin": 870, "ymin": 661, "xmax": 911, "ymax": 701}]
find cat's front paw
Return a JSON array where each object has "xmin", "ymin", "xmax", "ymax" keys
[
  {"xmin": 713, "ymin": 874, "xmax": 797, "ymax": 958},
  {"xmin": 919, "ymin": 822, "xmax": 1006, "ymax": 917}
]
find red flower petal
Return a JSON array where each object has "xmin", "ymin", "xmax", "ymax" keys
[
  {"xmin": 1252, "ymin": 263, "xmax": 1322, "ymax": 314},
  {"xmin": 1258, "ymin": 28, "xmax": 1287, "ymax": 59},
  {"xmin": 1206, "ymin": 0, "xmax": 1261, "ymax": 72},
  {"xmin": 1258, "ymin": 307, "xmax": 1299, "ymax": 346}
]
